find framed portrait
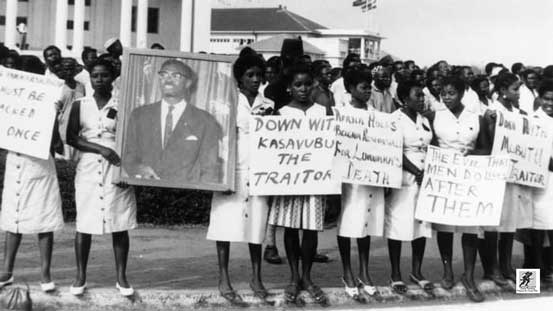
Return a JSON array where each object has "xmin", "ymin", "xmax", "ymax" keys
[{"xmin": 113, "ymin": 48, "xmax": 237, "ymax": 192}]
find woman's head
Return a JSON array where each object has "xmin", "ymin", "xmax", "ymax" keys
[
  {"xmin": 286, "ymin": 64, "xmax": 313, "ymax": 104},
  {"xmin": 440, "ymin": 76, "xmax": 465, "ymax": 111},
  {"xmin": 521, "ymin": 69, "xmax": 539, "ymax": 90},
  {"xmin": 538, "ymin": 79, "xmax": 553, "ymax": 116},
  {"xmin": 312, "ymin": 60, "xmax": 332, "ymax": 86},
  {"xmin": 426, "ymin": 76, "xmax": 442, "ymax": 97},
  {"xmin": 233, "ymin": 54, "xmax": 266, "ymax": 94},
  {"xmin": 89, "ymin": 59, "xmax": 116, "ymax": 93},
  {"xmin": 397, "ymin": 79, "xmax": 425, "ymax": 113},
  {"xmin": 265, "ymin": 56, "xmax": 282, "ymax": 85},
  {"xmin": 344, "ymin": 66, "xmax": 372, "ymax": 104},
  {"xmin": 2, "ymin": 54, "xmax": 17, "ymax": 69},
  {"xmin": 470, "ymin": 75, "xmax": 490, "ymax": 98},
  {"xmin": 494, "ymin": 72, "xmax": 522, "ymax": 105},
  {"xmin": 16, "ymin": 55, "xmax": 45, "ymax": 74}
]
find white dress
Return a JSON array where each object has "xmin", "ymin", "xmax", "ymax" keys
[
  {"xmin": 74, "ymin": 97, "xmax": 137, "ymax": 235},
  {"xmin": 337, "ymin": 105, "xmax": 385, "ymax": 238},
  {"xmin": 485, "ymin": 100, "xmax": 533, "ymax": 232},
  {"xmin": 1, "ymin": 152, "xmax": 64, "ymax": 234},
  {"xmin": 431, "ymin": 106, "xmax": 481, "ymax": 234},
  {"xmin": 384, "ymin": 110, "xmax": 433, "ymax": 241},
  {"xmin": 268, "ymin": 103, "xmax": 327, "ymax": 231},
  {"xmin": 207, "ymin": 93, "xmax": 274, "ymax": 244},
  {"xmin": 531, "ymin": 108, "xmax": 553, "ymax": 230}
]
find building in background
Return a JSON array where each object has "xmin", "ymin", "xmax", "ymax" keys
[
  {"xmin": 210, "ymin": 6, "xmax": 383, "ymax": 66},
  {"xmin": 0, "ymin": 0, "xmax": 210, "ymax": 56}
]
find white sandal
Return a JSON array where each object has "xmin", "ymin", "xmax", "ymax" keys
[
  {"xmin": 357, "ymin": 278, "xmax": 378, "ymax": 296},
  {"xmin": 342, "ymin": 278, "xmax": 360, "ymax": 299},
  {"xmin": 40, "ymin": 281, "xmax": 56, "ymax": 292}
]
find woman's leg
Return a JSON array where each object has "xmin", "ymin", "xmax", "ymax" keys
[
  {"xmin": 300, "ymin": 230, "xmax": 318, "ymax": 287},
  {"xmin": 462, "ymin": 233, "xmax": 479, "ymax": 286},
  {"xmin": 388, "ymin": 239, "xmax": 402, "ymax": 281},
  {"xmin": 478, "ymin": 231, "xmax": 497, "ymax": 277},
  {"xmin": 337, "ymin": 236, "xmax": 354, "ymax": 287},
  {"xmin": 248, "ymin": 243, "xmax": 265, "ymax": 290},
  {"xmin": 357, "ymin": 236, "xmax": 372, "ymax": 284},
  {"xmin": 411, "ymin": 237, "xmax": 426, "ymax": 279},
  {"xmin": 112, "ymin": 231, "xmax": 130, "ymax": 288},
  {"xmin": 38, "ymin": 232, "xmax": 54, "ymax": 283},
  {"xmin": 216, "ymin": 241, "xmax": 232, "ymax": 292},
  {"xmin": 437, "ymin": 231, "xmax": 454, "ymax": 282},
  {"xmin": 0, "ymin": 232, "xmax": 22, "ymax": 281},
  {"xmin": 263, "ymin": 225, "xmax": 282, "ymax": 264},
  {"xmin": 499, "ymin": 232, "xmax": 515, "ymax": 280},
  {"xmin": 73, "ymin": 232, "xmax": 92, "ymax": 287},
  {"xmin": 284, "ymin": 228, "xmax": 301, "ymax": 285}
]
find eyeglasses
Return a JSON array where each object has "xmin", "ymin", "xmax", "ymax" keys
[{"xmin": 158, "ymin": 71, "xmax": 186, "ymax": 80}]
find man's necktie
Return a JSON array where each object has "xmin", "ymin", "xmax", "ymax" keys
[{"xmin": 164, "ymin": 104, "xmax": 175, "ymax": 148}]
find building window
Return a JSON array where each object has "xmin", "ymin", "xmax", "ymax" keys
[
  {"xmin": 0, "ymin": 16, "xmax": 29, "ymax": 26},
  {"xmin": 131, "ymin": 7, "xmax": 159, "ymax": 34},
  {"xmin": 68, "ymin": 0, "xmax": 92, "ymax": 6},
  {"xmin": 67, "ymin": 20, "xmax": 90, "ymax": 31}
]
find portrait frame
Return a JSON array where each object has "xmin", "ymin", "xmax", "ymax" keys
[{"xmin": 113, "ymin": 48, "xmax": 237, "ymax": 192}]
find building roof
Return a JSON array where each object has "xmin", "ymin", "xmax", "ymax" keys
[
  {"xmin": 317, "ymin": 29, "xmax": 384, "ymax": 39},
  {"xmin": 211, "ymin": 7, "xmax": 327, "ymax": 33},
  {"xmin": 239, "ymin": 34, "xmax": 325, "ymax": 56}
]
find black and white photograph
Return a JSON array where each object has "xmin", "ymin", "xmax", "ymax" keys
[
  {"xmin": 0, "ymin": 0, "xmax": 552, "ymax": 310},
  {"xmin": 115, "ymin": 49, "xmax": 237, "ymax": 191}
]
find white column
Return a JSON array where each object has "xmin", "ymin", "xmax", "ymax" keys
[
  {"xmin": 136, "ymin": 0, "xmax": 148, "ymax": 48},
  {"xmin": 54, "ymin": 0, "xmax": 68, "ymax": 49},
  {"xmin": 4, "ymin": 0, "xmax": 17, "ymax": 48},
  {"xmin": 179, "ymin": 0, "xmax": 193, "ymax": 52},
  {"xmin": 72, "ymin": 0, "xmax": 85, "ymax": 55},
  {"xmin": 119, "ymin": 0, "xmax": 132, "ymax": 47},
  {"xmin": 376, "ymin": 40, "xmax": 381, "ymax": 59},
  {"xmin": 359, "ymin": 37, "xmax": 365, "ymax": 61},
  {"xmin": 192, "ymin": 0, "xmax": 211, "ymax": 52}
]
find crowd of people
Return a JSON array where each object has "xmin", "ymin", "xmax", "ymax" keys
[{"xmin": 1, "ymin": 36, "xmax": 553, "ymax": 307}]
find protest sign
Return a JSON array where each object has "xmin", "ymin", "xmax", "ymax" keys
[
  {"xmin": 249, "ymin": 115, "xmax": 340, "ymax": 195},
  {"xmin": 0, "ymin": 67, "xmax": 63, "ymax": 160},
  {"xmin": 415, "ymin": 146, "xmax": 511, "ymax": 226},
  {"xmin": 332, "ymin": 107, "xmax": 403, "ymax": 188},
  {"xmin": 492, "ymin": 110, "xmax": 553, "ymax": 188}
]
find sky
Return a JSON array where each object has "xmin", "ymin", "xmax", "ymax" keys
[{"xmin": 213, "ymin": 0, "xmax": 553, "ymax": 68}]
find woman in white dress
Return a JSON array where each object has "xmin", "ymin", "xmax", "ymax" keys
[
  {"xmin": 385, "ymin": 80, "xmax": 433, "ymax": 293},
  {"xmin": 206, "ymin": 53, "xmax": 273, "ymax": 305},
  {"xmin": 66, "ymin": 59, "xmax": 137, "ymax": 297},
  {"xmin": 0, "ymin": 55, "xmax": 65, "ymax": 292},
  {"xmin": 335, "ymin": 67, "xmax": 384, "ymax": 302},
  {"xmin": 480, "ymin": 73, "xmax": 533, "ymax": 285},
  {"xmin": 528, "ymin": 80, "xmax": 553, "ymax": 282},
  {"xmin": 469, "ymin": 75, "xmax": 492, "ymax": 116},
  {"xmin": 267, "ymin": 65, "xmax": 328, "ymax": 305},
  {"xmin": 427, "ymin": 77, "xmax": 490, "ymax": 302}
]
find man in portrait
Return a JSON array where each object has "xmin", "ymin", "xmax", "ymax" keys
[{"xmin": 123, "ymin": 59, "xmax": 221, "ymax": 184}]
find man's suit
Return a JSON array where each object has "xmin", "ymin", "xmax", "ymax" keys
[{"xmin": 123, "ymin": 101, "xmax": 220, "ymax": 184}]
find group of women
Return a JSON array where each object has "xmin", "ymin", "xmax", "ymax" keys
[
  {"xmin": 207, "ymin": 48, "xmax": 553, "ymax": 306},
  {"xmin": 1, "ymin": 46, "xmax": 553, "ymax": 307},
  {"xmin": 0, "ymin": 55, "xmax": 136, "ymax": 297}
]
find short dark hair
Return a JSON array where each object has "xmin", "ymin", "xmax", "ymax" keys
[
  {"xmin": 511, "ymin": 62, "xmax": 524, "ymax": 75},
  {"xmin": 410, "ymin": 69, "xmax": 425, "ymax": 80},
  {"xmin": 543, "ymin": 65, "xmax": 553, "ymax": 79},
  {"xmin": 470, "ymin": 75, "xmax": 489, "ymax": 93},
  {"xmin": 16, "ymin": 55, "xmax": 46, "ymax": 74},
  {"xmin": 42, "ymin": 45, "xmax": 61, "ymax": 60},
  {"xmin": 88, "ymin": 59, "xmax": 116, "ymax": 78},
  {"xmin": 232, "ymin": 54, "xmax": 266, "ymax": 83},
  {"xmin": 494, "ymin": 72, "xmax": 519, "ymax": 93},
  {"xmin": 396, "ymin": 79, "xmax": 422, "ymax": 103},
  {"xmin": 311, "ymin": 60, "xmax": 330, "ymax": 78},
  {"xmin": 441, "ymin": 76, "xmax": 466, "ymax": 96},
  {"xmin": 521, "ymin": 69, "xmax": 538, "ymax": 80},
  {"xmin": 404, "ymin": 60, "xmax": 415, "ymax": 67},
  {"xmin": 538, "ymin": 79, "xmax": 553, "ymax": 97},
  {"xmin": 238, "ymin": 46, "xmax": 258, "ymax": 58},
  {"xmin": 343, "ymin": 66, "xmax": 372, "ymax": 93},
  {"xmin": 485, "ymin": 62, "xmax": 498, "ymax": 75},
  {"xmin": 81, "ymin": 48, "xmax": 97, "ymax": 61},
  {"xmin": 285, "ymin": 63, "xmax": 313, "ymax": 86},
  {"xmin": 343, "ymin": 53, "xmax": 360, "ymax": 68}
]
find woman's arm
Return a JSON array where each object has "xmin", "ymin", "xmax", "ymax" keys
[
  {"xmin": 66, "ymin": 100, "xmax": 121, "ymax": 166},
  {"xmin": 472, "ymin": 115, "xmax": 492, "ymax": 155},
  {"xmin": 51, "ymin": 118, "xmax": 64, "ymax": 156},
  {"xmin": 423, "ymin": 111, "xmax": 439, "ymax": 147}
]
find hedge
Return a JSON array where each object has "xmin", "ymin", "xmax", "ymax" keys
[{"xmin": 0, "ymin": 150, "xmax": 212, "ymax": 225}]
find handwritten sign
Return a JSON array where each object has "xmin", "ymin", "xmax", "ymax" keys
[
  {"xmin": 249, "ymin": 116, "xmax": 340, "ymax": 195},
  {"xmin": 332, "ymin": 107, "xmax": 403, "ymax": 188},
  {"xmin": 0, "ymin": 67, "xmax": 63, "ymax": 159},
  {"xmin": 492, "ymin": 110, "xmax": 553, "ymax": 188},
  {"xmin": 415, "ymin": 146, "xmax": 511, "ymax": 226}
]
